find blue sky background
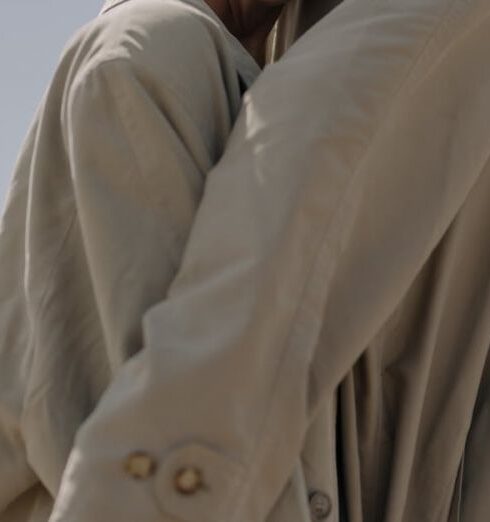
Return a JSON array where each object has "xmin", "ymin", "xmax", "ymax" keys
[{"xmin": 0, "ymin": 0, "xmax": 103, "ymax": 210}]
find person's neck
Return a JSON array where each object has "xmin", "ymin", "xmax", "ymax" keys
[{"xmin": 205, "ymin": 0, "xmax": 284, "ymax": 67}]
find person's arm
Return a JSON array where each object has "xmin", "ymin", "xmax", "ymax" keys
[
  {"xmin": 0, "ymin": 3, "xmax": 240, "ymax": 511},
  {"xmin": 58, "ymin": 54, "xmax": 224, "ymax": 369},
  {"xmin": 48, "ymin": 1, "xmax": 490, "ymax": 521},
  {"xmin": 0, "ymin": 119, "xmax": 41, "ymax": 517}
]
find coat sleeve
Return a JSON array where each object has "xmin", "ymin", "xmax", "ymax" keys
[
  {"xmin": 44, "ymin": 50, "xmax": 236, "ymax": 521},
  {"xmin": 48, "ymin": 3, "xmax": 490, "ymax": 522},
  {"xmin": 0, "ymin": 9, "xmax": 235, "ymax": 514},
  {"xmin": 0, "ymin": 119, "xmax": 41, "ymax": 516}
]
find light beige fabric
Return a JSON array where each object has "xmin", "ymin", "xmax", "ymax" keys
[
  {"xmin": 267, "ymin": 0, "xmax": 343, "ymax": 61},
  {"xmin": 1, "ymin": 0, "xmax": 489, "ymax": 522},
  {"xmin": 0, "ymin": 0, "xmax": 259, "ymax": 520}
]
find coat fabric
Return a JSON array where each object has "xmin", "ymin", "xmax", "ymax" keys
[
  {"xmin": 0, "ymin": 0, "xmax": 259, "ymax": 520},
  {"xmin": 1, "ymin": 0, "xmax": 489, "ymax": 521}
]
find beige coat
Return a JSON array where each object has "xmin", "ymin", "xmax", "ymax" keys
[
  {"xmin": 1, "ymin": 0, "xmax": 489, "ymax": 521},
  {"xmin": 0, "ymin": 0, "xmax": 259, "ymax": 520}
]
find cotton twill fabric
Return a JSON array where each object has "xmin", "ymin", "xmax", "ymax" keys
[
  {"xmin": 2, "ymin": 1, "xmax": 490, "ymax": 522},
  {"xmin": 46, "ymin": 0, "xmax": 490, "ymax": 521},
  {"xmin": 0, "ymin": 0, "xmax": 259, "ymax": 520}
]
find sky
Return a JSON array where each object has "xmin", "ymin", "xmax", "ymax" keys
[{"xmin": 0, "ymin": 0, "xmax": 104, "ymax": 210}]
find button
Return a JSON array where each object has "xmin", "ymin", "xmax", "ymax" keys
[
  {"xmin": 309, "ymin": 490, "xmax": 332, "ymax": 520},
  {"xmin": 153, "ymin": 442, "xmax": 245, "ymax": 522},
  {"xmin": 174, "ymin": 466, "xmax": 204, "ymax": 495},
  {"xmin": 124, "ymin": 451, "xmax": 157, "ymax": 479}
]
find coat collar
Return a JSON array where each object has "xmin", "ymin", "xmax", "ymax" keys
[{"xmin": 98, "ymin": 0, "xmax": 261, "ymax": 88}]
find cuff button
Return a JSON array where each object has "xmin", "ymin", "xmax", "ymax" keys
[
  {"xmin": 174, "ymin": 466, "xmax": 204, "ymax": 495},
  {"xmin": 124, "ymin": 451, "xmax": 157, "ymax": 479},
  {"xmin": 309, "ymin": 490, "xmax": 332, "ymax": 520}
]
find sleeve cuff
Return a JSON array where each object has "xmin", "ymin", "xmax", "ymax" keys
[{"xmin": 50, "ymin": 441, "xmax": 246, "ymax": 522}]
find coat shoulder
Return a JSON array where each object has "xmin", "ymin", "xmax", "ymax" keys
[{"xmin": 60, "ymin": 0, "xmax": 228, "ymax": 91}]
